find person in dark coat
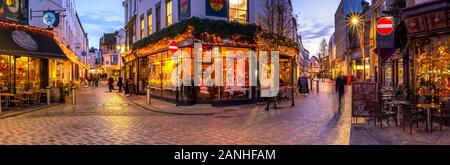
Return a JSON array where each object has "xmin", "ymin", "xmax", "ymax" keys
[
  {"xmin": 335, "ymin": 73, "xmax": 345, "ymax": 111},
  {"xmin": 108, "ymin": 77, "xmax": 114, "ymax": 92},
  {"xmin": 117, "ymin": 77, "xmax": 124, "ymax": 92}
]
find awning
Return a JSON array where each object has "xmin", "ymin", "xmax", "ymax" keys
[
  {"xmin": 0, "ymin": 21, "xmax": 67, "ymax": 59},
  {"xmin": 374, "ymin": 48, "xmax": 397, "ymax": 64}
]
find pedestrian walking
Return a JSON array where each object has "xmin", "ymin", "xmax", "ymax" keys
[
  {"xmin": 125, "ymin": 79, "xmax": 130, "ymax": 96},
  {"xmin": 108, "ymin": 77, "xmax": 114, "ymax": 92},
  {"xmin": 335, "ymin": 73, "xmax": 345, "ymax": 112},
  {"xmin": 117, "ymin": 76, "xmax": 124, "ymax": 92}
]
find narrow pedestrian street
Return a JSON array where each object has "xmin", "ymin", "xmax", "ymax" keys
[{"xmin": 0, "ymin": 82, "xmax": 355, "ymax": 145}]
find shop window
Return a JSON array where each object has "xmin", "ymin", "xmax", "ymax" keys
[
  {"xmin": 229, "ymin": 0, "xmax": 247, "ymax": 23},
  {"xmin": 0, "ymin": 56, "xmax": 41, "ymax": 93}
]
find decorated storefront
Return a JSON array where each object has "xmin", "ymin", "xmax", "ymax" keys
[
  {"xmin": 123, "ymin": 17, "xmax": 299, "ymax": 106},
  {"xmin": 0, "ymin": 20, "xmax": 88, "ymax": 105},
  {"xmin": 404, "ymin": 0, "xmax": 450, "ymax": 102}
]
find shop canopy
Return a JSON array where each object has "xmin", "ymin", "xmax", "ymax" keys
[
  {"xmin": 374, "ymin": 48, "xmax": 397, "ymax": 64},
  {"xmin": 0, "ymin": 21, "xmax": 67, "ymax": 59}
]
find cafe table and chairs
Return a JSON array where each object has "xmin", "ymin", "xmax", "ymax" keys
[
  {"xmin": 386, "ymin": 100, "xmax": 411, "ymax": 126},
  {"xmin": 402, "ymin": 104, "xmax": 429, "ymax": 134},
  {"xmin": 16, "ymin": 91, "xmax": 33, "ymax": 105},
  {"xmin": 431, "ymin": 98, "xmax": 450, "ymax": 131},
  {"xmin": 366, "ymin": 100, "xmax": 398, "ymax": 129},
  {"xmin": 31, "ymin": 91, "xmax": 42, "ymax": 104},
  {"xmin": 0, "ymin": 93, "xmax": 15, "ymax": 110},
  {"xmin": 416, "ymin": 103, "xmax": 440, "ymax": 133},
  {"xmin": 10, "ymin": 94, "xmax": 24, "ymax": 110},
  {"xmin": 1, "ymin": 93, "xmax": 12, "ymax": 111}
]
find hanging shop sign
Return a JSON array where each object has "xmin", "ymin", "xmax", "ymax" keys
[
  {"xmin": 206, "ymin": 0, "xmax": 228, "ymax": 18},
  {"xmin": 42, "ymin": 11, "xmax": 59, "ymax": 28},
  {"xmin": 179, "ymin": 0, "xmax": 190, "ymax": 20},
  {"xmin": 352, "ymin": 82, "xmax": 377, "ymax": 118}
]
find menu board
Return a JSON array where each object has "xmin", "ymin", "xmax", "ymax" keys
[
  {"xmin": 298, "ymin": 77, "xmax": 309, "ymax": 94},
  {"xmin": 352, "ymin": 82, "xmax": 377, "ymax": 117}
]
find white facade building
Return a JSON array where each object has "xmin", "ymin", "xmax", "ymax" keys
[
  {"xmin": 29, "ymin": 0, "xmax": 89, "ymax": 78},
  {"xmin": 123, "ymin": 0, "xmax": 296, "ymax": 50}
]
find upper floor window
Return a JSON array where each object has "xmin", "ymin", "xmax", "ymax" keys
[
  {"xmin": 140, "ymin": 16, "xmax": 145, "ymax": 38},
  {"xmin": 148, "ymin": 10, "xmax": 153, "ymax": 35},
  {"xmin": 166, "ymin": 0, "xmax": 173, "ymax": 26},
  {"xmin": 229, "ymin": 0, "xmax": 247, "ymax": 23},
  {"xmin": 156, "ymin": 4, "xmax": 161, "ymax": 31}
]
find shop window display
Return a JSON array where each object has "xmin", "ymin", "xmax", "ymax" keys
[
  {"xmin": 415, "ymin": 37, "xmax": 449, "ymax": 101},
  {"xmin": 0, "ymin": 55, "xmax": 40, "ymax": 93}
]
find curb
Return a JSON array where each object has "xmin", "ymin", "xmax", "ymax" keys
[
  {"xmin": 114, "ymin": 92, "xmax": 216, "ymax": 116},
  {"xmin": 0, "ymin": 104, "xmax": 64, "ymax": 119}
]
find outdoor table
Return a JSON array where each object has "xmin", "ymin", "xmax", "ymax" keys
[
  {"xmin": 18, "ymin": 92, "xmax": 35, "ymax": 104},
  {"xmin": 386, "ymin": 100, "xmax": 411, "ymax": 125},
  {"xmin": 416, "ymin": 104, "xmax": 440, "ymax": 133},
  {"xmin": 0, "ymin": 93, "xmax": 15, "ymax": 110}
]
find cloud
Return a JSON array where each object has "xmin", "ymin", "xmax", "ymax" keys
[
  {"xmin": 78, "ymin": 10, "xmax": 124, "ymax": 48},
  {"xmin": 297, "ymin": 15, "xmax": 335, "ymax": 56},
  {"xmin": 301, "ymin": 25, "xmax": 334, "ymax": 40}
]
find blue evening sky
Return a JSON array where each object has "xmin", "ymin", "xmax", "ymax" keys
[{"xmin": 76, "ymin": 0, "xmax": 342, "ymax": 56}]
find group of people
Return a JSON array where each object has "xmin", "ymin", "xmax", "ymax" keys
[
  {"xmin": 87, "ymin": 75, "xmax": 100, "ymax": 87},
  {"xmin": 107, "ymin": 76, "xmax": 124, "ymax": 93}
]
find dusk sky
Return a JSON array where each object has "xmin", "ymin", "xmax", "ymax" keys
[{"xmin": 77, "ymin": 0, "xmax": 341, "ymax": 56}]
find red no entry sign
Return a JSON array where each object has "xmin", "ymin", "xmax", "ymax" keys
[
  {"xmin": 169, "ymin": 41, "xmax": 178, "ymax": 53},
  {"xmin": 377, "ymin": 17, "xmax": 394, "ymax": 36}
]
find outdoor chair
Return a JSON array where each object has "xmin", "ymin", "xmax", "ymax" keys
[
  {"xmin": 10, "ymin": 94, "xmax": 24, "ymax": 110},
  {"xmin": 432, "ymin": 101, "xmax": 450, "ymax": 131},
  {"xmin": 1, "ymin": 95, "xmax": 8, "ymax": 110},
  {"xmin": 402, "ymin": 104, "xmax": 428, "ymax": 134},
  {"xmin": 32, "ymin": 92, "xmax": 41, "ymax": 104},
  {"xmin": 367, "ymin": 100, "xmax": 398, "ymax": 129}
]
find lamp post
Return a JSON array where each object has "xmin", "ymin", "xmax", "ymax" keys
[{"xmin": 349, "ymin": 14, "xmax": 366, "ymax": 81}]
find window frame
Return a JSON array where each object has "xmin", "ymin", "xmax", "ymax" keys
[
  {"xmin": 228, "ymin": 0, "xmax": 248, "ymax": 23},
  {"xmin": 166, "ymin": 0, "xmax": 173, "ymax": 26},
  {"xmin": 147, "ymin": 9, "xmax": 153, "ymax": 36}
]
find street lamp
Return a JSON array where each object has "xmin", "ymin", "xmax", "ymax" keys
[{"xmin": 348, "ymin": 13, "xmax": 366, "ymax": 81}]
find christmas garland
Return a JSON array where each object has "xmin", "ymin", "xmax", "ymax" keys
[{"xmin": 132, "ymin": 17, "xmax": 298, "ymax": 52}]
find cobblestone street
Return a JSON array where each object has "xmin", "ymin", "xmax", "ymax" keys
[
  {"xmin": 0, "ymin": 82, "xmax": 448, "ymax": 145},
  {"xmin": 0, "ymin": 82, "xmax": 355, "ymax": 145}
]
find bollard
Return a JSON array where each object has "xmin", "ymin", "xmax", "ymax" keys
[
  {"xmin": 146, "ymin": 86, "xmax": 151, "ymax": 105},
  {"xmin": 72, "ymin": 86, "xmax": 77, "ymax": 107},
  {"xmin": 47, "ymin": 86, "xmax": 51, "ymax": 106},
  {"xmin": 317, "ymin": 80, "xmax": 320, "ymax": 93}
]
